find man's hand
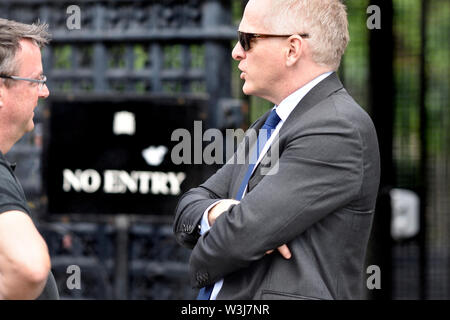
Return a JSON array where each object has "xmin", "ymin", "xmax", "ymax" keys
[
  {"xmin": 266, "ymin": 244, "xmax": 292, "ymax": 259},
  {"xmin": 208, "ymin": 199, "xmax": 240, "ymax": 226}
]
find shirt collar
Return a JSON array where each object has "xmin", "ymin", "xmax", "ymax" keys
[
  {"xmin": 275, "ymin": 71, "xmax": 333, "ymax": 121},
  {"xmin": 0, "ymin": 151, "xmax": 16, "ymax": 171}
]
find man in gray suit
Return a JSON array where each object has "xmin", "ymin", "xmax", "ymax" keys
[{"xmin": 174, "ymin": 0, "xmax": 380, "ymax": 300}]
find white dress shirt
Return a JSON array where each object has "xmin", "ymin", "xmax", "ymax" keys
[{"xmin": 199, "ymin": 71, "xmax": 333, "ymax": 299}]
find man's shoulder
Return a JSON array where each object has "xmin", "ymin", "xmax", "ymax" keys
[
  {"xmin": 0, "ymin": 158, "xmax": 16, "ymax": 185},
  {"xmin": 306, "ymin": 87, "xmax": 375, "ymax": 129},
  {"xmin": 0, "ymin": 155, "xmax": 30, "ymax": 215},
  {"xmin": 330, "ymin": 89, "xmax": 376, "ymax": 130},
  {"xmin": 0, "ymin": 152, "xmax": 20, "ymax": 184}
]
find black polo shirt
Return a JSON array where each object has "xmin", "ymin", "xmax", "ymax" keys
[{"xmin": 0, "ymin": 151, "xmax": 59, "ymax": 300}]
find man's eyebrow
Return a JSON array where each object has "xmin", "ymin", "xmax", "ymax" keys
[{"xmin": 31, "ymin": 71, "xmax": 44, "ymax": 78}]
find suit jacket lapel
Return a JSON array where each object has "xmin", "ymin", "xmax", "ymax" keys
[{"xmin": 246, "ymin": 72, "xmax": 344, "ymax": 192}]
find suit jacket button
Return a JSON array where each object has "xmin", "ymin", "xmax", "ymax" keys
[{"xmin": 196, "ymin": 272, "xmax": 209, "ymax": 285}]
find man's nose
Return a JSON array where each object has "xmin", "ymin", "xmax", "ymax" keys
[
  {"xmin": 39, "ymin": 84, "xmax": 50, "ymax": 99},
  {"xmin": 232, "ymin": 41, "xmax": 245, "ymax": 61}
]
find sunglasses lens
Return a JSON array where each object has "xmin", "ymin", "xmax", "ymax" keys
[{"xmin": 238, "ymin": 32, "xmax": 250, "ymax": 51}]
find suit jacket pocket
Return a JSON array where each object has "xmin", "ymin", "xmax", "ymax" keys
[
  {"xmin": 342, "ymin": 208, "xmax": 374, "ymax": 232},
  {"xmin": 260, "ymin": 290, "xmax": 326, "ymax": 300}
]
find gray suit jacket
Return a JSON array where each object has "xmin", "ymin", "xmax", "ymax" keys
[{"xmin": 173, "ymin": 73, "xmax": 380, "ymax": 300}]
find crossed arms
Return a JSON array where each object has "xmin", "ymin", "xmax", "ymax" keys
[{"xmin": 174, "ymin": 112, "xmax": 363, "ymax": 288}]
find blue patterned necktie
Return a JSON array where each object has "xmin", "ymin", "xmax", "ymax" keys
[
  {"xmin": 196, "ymin": 109, "xmax": 281, "ymax": 300},
  {"xmin": 197, "ymin": 285, "xmax": 213, "ymax": 300},
  {"xmin": 235, "ymin": 108, "xmax": 281, "ymax": 200}
]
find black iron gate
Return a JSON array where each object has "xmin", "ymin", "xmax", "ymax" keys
[
  {"xmin": 1, "ymin": 0, "xmax": 449, "ymax": 300},
  {"xmin": 1, "ymin": 0, "xmax": 239, "ymax": 299},
  {"xmin": 343, "ymin": 0, "xmax": 450, "ymax": 300}
]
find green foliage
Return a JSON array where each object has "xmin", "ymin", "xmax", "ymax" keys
[
  {"xmin": 164, "ymin": 45, "xmax": 182, "ymax": 69},
  {"xmin": 54, "ymin": 45, "xmax": 72, "ymax": 69},
  {"xmin": 341, "ymin": 0, "xmax": 369, "ymax": 110},
  {"xmin": 190, "ymin": 44, "xmax": 205, "ymax": 69},
  {"xmin": 133, "ymin": 45, "xmax": 148, "ymax": 70},
  {"xmin": 108, "ymin": 45, "xmax": 126, "ymax": 69}
]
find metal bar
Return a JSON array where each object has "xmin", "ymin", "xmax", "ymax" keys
[
  {"xmin": 418, "ymin": 0, "xmax": 429, "ymax": 300},
  {"xmin": 125, "ymin": 45, "xmax": 135, "ymax": 91},
  {"xmin": 114, "ymin": 215, "xmax": 129, "ymax": 300},
  {"xmin": 367, "ymin": 0, "xmax": 395, "ymax": 300},
  {"xmin": 181, "ymin": 45, "xmax": 191, "ymax": 93},
  {"xmin": 49, "ymin": 28, "xmax": 236, "ymax": 42},
  {"xmin": 203, "ymin": 0, "xmax": 232, "ymax": 128},
  {"xmin": 92, "ymin": 4, "xmax": 107, "ymax": 92},
  {"xmin": 50, "ymin": 69, "xmax": 205, "ymax": 80},
  {"xmin": 151, "ymin": 44, "xmax": 163, "ymax": 92},
  {"xmin": 71, "ymin": 45, "xmax": 80, "ymax": 91}
]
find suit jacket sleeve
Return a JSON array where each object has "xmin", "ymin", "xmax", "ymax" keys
[
  {"xmin": 173, "ymin": 119, "xmax": 262, "ymax": 249},
  {"xmin": 188, "ymin": 103, "xmax": 364, "ymax": 288},
  {"xmin": 173, "ymin": 155, "xmax": 239, "ymax": 249}
]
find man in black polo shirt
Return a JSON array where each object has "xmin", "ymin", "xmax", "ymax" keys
[{"xmin": 0, "ymin": 18, "xmax": 58, "ymax": 299}]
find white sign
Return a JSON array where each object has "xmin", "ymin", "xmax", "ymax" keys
[
  {"xmin": 142, "ymin": 145, "xmax": 168, "ymax": 166},
  {"xmin": 62, "ymin": 169, "xmax": 186, "ymax": 195},
  {"xmin": 113, "ymin": 111, "xmax": 136, "ymax": 135},
  {"xmin": 390, "ymin": 188, "xmax": 420, "ymax": 240}
]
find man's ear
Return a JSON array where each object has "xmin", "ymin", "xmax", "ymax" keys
[{"xmin": 285, "ymin": 35, "xmax": 303, "ymax": 67}]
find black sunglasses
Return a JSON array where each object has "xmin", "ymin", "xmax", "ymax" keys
[{"xmin": 238, "ymin": 31, "xmax": 310, "ymax": 51}]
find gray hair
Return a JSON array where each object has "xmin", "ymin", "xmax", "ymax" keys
[
  {"xmin": 0, "ymin": 18, "xmax": 51, "ymax": 83},
  {"xmin": 265, "ymin": 0, "xmax": 350, "ymax": 70}
]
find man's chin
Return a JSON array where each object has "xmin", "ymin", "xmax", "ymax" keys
[
  {"xmin": 26, "ymin": 121, "xmax": 35, "ymax": 133},
  {"xmin": 242, "ymin": 83, "xmax": 254, "ymax": 96}
]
